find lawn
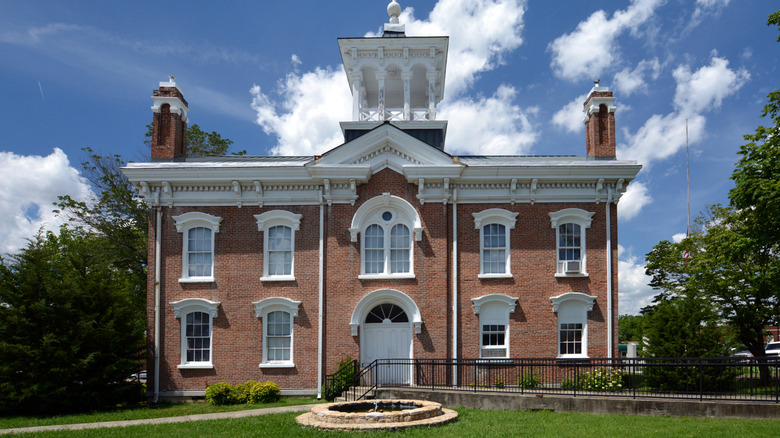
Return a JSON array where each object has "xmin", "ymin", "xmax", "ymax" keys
[
  {"xmin": 4, "ymin": 406, "xmax": 780, "ymax": 437},
  {"xmin": 0, "ymin": 397, "xmax": 321, "ymax": 430}
]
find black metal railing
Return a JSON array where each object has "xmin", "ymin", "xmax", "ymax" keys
[{"xmin": 325, "ymin": 357, "xmax": 780, "ymax": 402}]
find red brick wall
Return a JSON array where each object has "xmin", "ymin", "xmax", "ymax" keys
[{"xmin": 146, "ymin": 169, "xmax": 620, "ymax": 393}]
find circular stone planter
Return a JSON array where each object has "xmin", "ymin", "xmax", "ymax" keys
[{"xmin": 296, "ymin": 399, "xmax": 458, "ymax": 431}]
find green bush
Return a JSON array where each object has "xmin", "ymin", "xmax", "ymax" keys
[
  {"xmin": 518, "ymin": 372, "xmax": 541, "ymax": 389},
  {"xmin": 323, "ymin": 357, "xmax": 358, "ymax": 401},
  {"xmin": 579, "ymin": 368, "xmax": 624, "ymax": 391},
  {"xmin": 560, "ymin": 378, "xmax": 576, "ymax": 390},
  {"xmin": 205, "ymin": 382, "xmax": 237, "ymax": 405},
  {"xmin": 248, "ymin": 381, "xmax": 281, "ymax": 404},
  {"xmin": 234, "ymin": 380, "xmax": 259, "ymax": 404},
  {"xmin": 493, "ymin": 377, "xmax": 505, "ymax": 388},
  {"xmin": 206, "ymin": 380, "xmax": 280, "ymax": 405},
  {"xmin": 560, "ymin": 368, "xmax": 625, "ymax": 391}
]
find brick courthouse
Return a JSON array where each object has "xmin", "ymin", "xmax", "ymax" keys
[{"xmin": 123, "ymin": 2, "xmax": 641, "ymax": 401}]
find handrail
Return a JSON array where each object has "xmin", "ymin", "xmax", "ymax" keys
[{"xmin": 325, "ymin": 356, "xmax": 780, "ymax": 403}]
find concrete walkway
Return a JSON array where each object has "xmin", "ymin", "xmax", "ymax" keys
[{"xmin": 0, "ymin": 404, "xmax": 319, "ymax": 435}]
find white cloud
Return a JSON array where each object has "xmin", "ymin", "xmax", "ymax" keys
[
  {"xmin": 618, "ymin": 56, "xmax": 748, "ymax": 170},
  {"xmin": 251, "ymin": 0, "xmax": 531, "ymax": 156},
  {"xmin": 618, "ymin": 246, "xmax": 657, "ymax": 315},
  {"xmin": 399, "ymin": 0, "xmax": 526, "ymax": 99},
  {"xmin": 692, "ymin": 0, "xmax": 731, "ymax": 26},
  {"xmin": 439, "ymin": 85, "xmax": 537, "ymax": 155},
  {"xmin": 613, "ymin": 58, "xmax": 661, "ymax": 96},
  {"xmin": 551, "ymin": 93, "xmax": 588, "ymax": 134},
  {"xmin": 548, "ymin": 0, "xmax": 664, "ymax": 81},
  {"xmin": 672, "ymin": 233, "xmax": 686, "ymax": 243},
  {"xmin": 672, "ymin": 56, "xmax": 749, "ymax": 115},
  {"xmin": 250, "ymin": 67, "xmax": 352, "ymax": 156},
  {"xmin": 618, "ymin": 181, "xmax": 652, "ymax": 220},
  {"xmin": 0, "ymin": 149, "xmax": 93, "ymax": 255}
]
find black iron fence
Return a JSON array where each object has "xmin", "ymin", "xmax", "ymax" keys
[{"xmin": 326, "ymin": 357, "xmax": 780, "ymax": 402}]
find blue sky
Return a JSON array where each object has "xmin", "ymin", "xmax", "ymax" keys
[{"xmin": 1, "ymin": 0, "xmax": 777, "ymax": 314}]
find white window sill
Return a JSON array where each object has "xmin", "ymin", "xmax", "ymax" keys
[
  {"xmin": 478, "ymin": 273, "xmax": 513, "ymax": 279},
  {"xmin": 358, "ymin": 273, "xmax": 415, "ymax": 280},
  {"xmin": 476, "ymin": 358, "xmax": 512, "ymax": 364},
  {"xmin": 554, "ymin": 272, "xmax": 589, "ymax": 278},
  {"xmin": 556, "ymin": 355, "xmax": 589, "ymax": 360},
  {"xmin": 179, "ymin": 277, "xmax": 215, "ymax": 284},
  {"xmin": 259, "ymin": 363, "xmax": 295, "ymax": 369},
  {"xmin": 178, "ymin": 363, "xmax": 214, "ymax": 370},
  {"xmin": 260, "ymin": 275, "xmax": 296, "ymax": 282}
]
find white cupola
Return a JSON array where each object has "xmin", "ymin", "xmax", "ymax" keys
[{"xmin": 338, "ymin": 1, "xmax": 449, "ymax": 125}]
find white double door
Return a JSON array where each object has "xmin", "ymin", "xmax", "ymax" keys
[{"xmin": 361, "ymin": 321, "xmax": 412, "ymax": 385}]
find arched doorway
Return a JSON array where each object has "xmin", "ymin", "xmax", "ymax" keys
[
  {"xmin": 351, "ymin": 289, "xmax": 422, "ymax": 385},
  {"xmin": 361, "ymin": 304, "xmax": 411, "ymax": 384}
]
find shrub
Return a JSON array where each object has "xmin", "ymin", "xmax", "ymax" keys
[
  {"xmin": 206, "ymin": 381, "xmax": 280, "ymax": 405},
  {"xmin": 561, "ymin": 368, "xmax": 625, "ymax": 392},
  {"xmin": 234, "ymin": 380, "xmax": 260, "ymax": 404},
  {"xmin": 518, "ymin": 372, "xmax": 541, "ymax": 389},
  {"xmin": 248, "ymin": 381, "xmax": 281, "ymax": 404},
  {"xmin": 205, "ymin": 382, "xmax": 237, "ymax": 405},
  {"xmin": 579, "ymin": 368, "xmax": 624, "ymax": 391},
  {"xmin": 560, "ymin": 378, "xmax": 577, "ymax": 390},
  {"xmin": 493, "ymin": 377, "xmax": 505, "ymax": 388},
  {"xmin": 323, "ymin": 357, "xmax": 358, "ymax": 401}
]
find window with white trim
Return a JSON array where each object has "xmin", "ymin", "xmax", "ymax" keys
[
  {"xmin": 255, "ymin": 211, "xmax": 303, "ymax": 281},
  {"xmin": 253, "ymin": 297, "xmax": 301, "ymax": 368},
  {"xmin": 172, "ymin": 212, "xmax": 222, "ymax": 283},
  {"xmin": 550, "ymin": 292, "xmax": 596, "ymax": 358},
  {"xmin": 350, "ymin": 194, "xmax": 421, "ymax": 279},
  {"xmin": 170, "ymin": 298, "xmax": 220, "ymax": 369},
  {"xmin": 472, "ymin": 294, "xmax": 518, "ymax": 359},
  {"xmin": 473, "ymin": 209, "xmax": 518, "ymax": 278},
  {"xmin": 549, "ymin": 209, "xmax": 594, "ymax": 276}
]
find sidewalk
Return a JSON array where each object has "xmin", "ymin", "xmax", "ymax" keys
[{"xmin": 0, "ymin": 404, "xmax": 319, "ymax": 435}]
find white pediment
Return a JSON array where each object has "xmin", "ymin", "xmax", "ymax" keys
[{"xmin": 308, "ymin": 123, "xmax": 458, "ymax": 176}]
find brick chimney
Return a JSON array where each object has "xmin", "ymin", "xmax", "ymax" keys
[
  {"xmin": 583, "ymin": 83, "xmax": 616, "ymax": 159},
  {"xmin": 150, "ymin": 76, "xmax": 189, "ymax": 160}
]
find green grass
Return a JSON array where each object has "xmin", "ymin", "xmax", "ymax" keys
[
  {"xmin": 4, "ymin": 407, "xmax": 780, "ymax": 437},
  {"xmin": 0, "ymin": 397, "xmax": 321, "ymax": 430}
]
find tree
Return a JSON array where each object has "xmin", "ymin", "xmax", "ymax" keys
[
  {"xmin": 618, "ymin": 314, "xmax": 644, "ymax": 344},
  {"xmin": 0, "ymin": 229, "xmax": 146, "ymax": 414},
  {"xmin": 646, "ymin": 206, "xmax": 778, "ymax": 355},
  {"xmin": 144, "ymin": 123, "xmax": 245, "ymax": 157},
  {"xmin": 642, "ymin": 11, "xmax": 780, "ymax": 379},
  {"xmin": 55, "ymin": 148, "xmax": 148, "ymax": 312},
  {"xmin": 640, "ymin": 292, "xmax": 726, "ymax": 359},
  {"xmin": 640, "ymin": 293, "xmax": 735, "ymax": 392}
]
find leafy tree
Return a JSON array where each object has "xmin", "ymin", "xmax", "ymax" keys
[
  {"xmin": 618, "ymin": 314, "xmax": 644, "ymax": 343},
  {"xmin": 640, "ymin": 292, "xmax": 726, "ymax": 359},
  {"xmin": 645, "ymin": 206, "xmax": 778, "ymax": 381},
  {"xmin": 642, "ymin": 11, "xmax": 780, "ymax": 382},
  {"xmin": 55, "ymin": 148, "xmax": 148, "ymax": 311},
  {"xmin": 144, "ymin": 123, "xmax": 245, "ymax": 157},
  {"xmin": 0, "ymin": 230, "xmax": 146, "ymax": 414}
]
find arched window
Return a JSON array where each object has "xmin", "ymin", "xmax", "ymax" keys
[
  {"xmin": 473, "ymin": 209, "xmax": 518, "ymax": 278},
  {"xmin": 549, "ymin": 208, "xmax": 594, "ymax": 276},
  {"xmin": 253, "ymin": 297, "xmax": 301, "ymax": 368},
  {"xmin": 472, "ymin": 294, "xmax": 518, "ymax": 359},
  {"xmin": 550, "ymin": 292, "xmax": 596, "ymax": 358},
  {"xmin": 350, "ymin": 194, "xmax": 421, "ymax": 279},
  {"xmin": 173, "ymin": 212, "xmax": 222, "ymax": 282},
  {"xmin": 255, "ymin": 210, "xmax": 303, "ymax": 281},
  {"xmin": 365, "ymin": 304, "xmax": 409, "ymax": 323},
  {"xmin": 170, "ymin": 298, "xmax": 220, "ymax": 369}
]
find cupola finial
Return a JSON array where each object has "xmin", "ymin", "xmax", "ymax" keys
[{"xmin": 387, "ymin": 1, "xmax": 401, "ymax": 24}]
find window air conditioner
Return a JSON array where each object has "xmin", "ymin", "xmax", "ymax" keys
[{"xmin": 565, "ymin": 260, "xmax": 581, "ymax": 273}]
